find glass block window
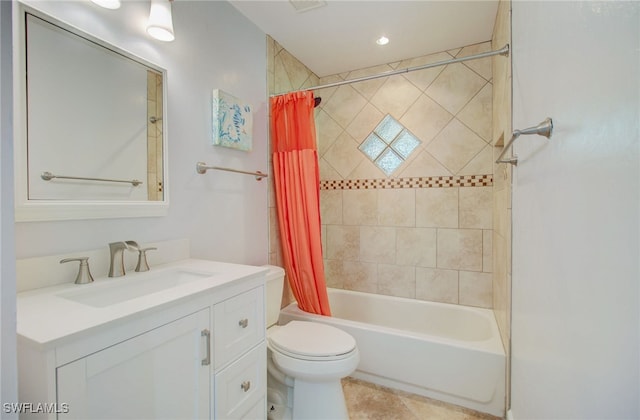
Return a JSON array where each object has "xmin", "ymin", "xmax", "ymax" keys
[{"xmin": 358, "ymin": 115, "xmax": 421, "ymax": 176}]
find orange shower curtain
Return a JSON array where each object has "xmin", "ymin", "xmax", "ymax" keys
[{"xmin": 270, "ymin": 91, "xmax": 331, "ymax": 316}]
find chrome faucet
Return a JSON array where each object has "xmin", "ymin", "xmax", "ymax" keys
[{"xmin": 108, "ymin": 241, "xmax": 138, "ymax": 277}]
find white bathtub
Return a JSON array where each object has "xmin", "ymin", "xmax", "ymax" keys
[{"xmin": 279, "ymin": 288, "xmax": 506, "ymax": 417}]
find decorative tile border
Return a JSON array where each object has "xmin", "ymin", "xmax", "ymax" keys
[{"xmin": 320, "ymin": 174, "xmax": 492, "ymax": 190}]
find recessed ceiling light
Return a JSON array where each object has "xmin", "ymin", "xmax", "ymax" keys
[{"xmin": 376, "ymin": 36, "xmax": 389, "ymax": 46}]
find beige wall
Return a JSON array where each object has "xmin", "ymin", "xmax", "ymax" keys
[
  {"xmin": 268, "ymin": 37, "xmax": 497, "ymax": 309},
  {"xmin": 492, "ymin": 0, "xmax": 512, "ymax": 407}
]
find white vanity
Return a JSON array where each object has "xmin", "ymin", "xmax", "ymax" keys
[{"xmin": 16, "ymin": 259, "xmax": 268, "ymax": 419}]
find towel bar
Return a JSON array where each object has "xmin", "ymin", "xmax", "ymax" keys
[
  {"xmin": 196, "ymin": 162, "xmax": 267, "ymax": 181},
  {"xmin": 41, "ymin": 171, "xmax": 142, "ymax": 186}
]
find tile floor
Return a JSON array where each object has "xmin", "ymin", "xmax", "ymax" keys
[{"xmin": 342, "ymin": 377, "xmax": 502, "ymax": 420}]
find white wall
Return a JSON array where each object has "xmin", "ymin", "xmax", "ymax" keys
[
  {"xmin": 0, "ymin": 0, "xmax": 18, "ymax": 416},
  {"xmin": 12, "ymin": 0, "xmax": 269, "ymax": 267},
  {"xmin": 510, "ymin": 1, "xmax": 639, "ymax": 418}
]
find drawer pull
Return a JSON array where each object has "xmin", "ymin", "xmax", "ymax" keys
[
  {"xmin": 201, "ymin": 329, "xmax": 211, "ymax": 366},
  {"xmin": 238, "ymin": 318, "xmax": 249, "ymax": 328},
  {"xmin": 240, "ymin": 380, "xmax": 251, "ymax": 392}
]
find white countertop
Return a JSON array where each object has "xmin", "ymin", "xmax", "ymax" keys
[{"xmin": 17, "ymin": 259, "xmax": 268, "ymax": 348}]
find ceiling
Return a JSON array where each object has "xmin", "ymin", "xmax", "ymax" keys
[{"xmin": 229, "ymin": 1, "xmax": 499, "ymax": 77}]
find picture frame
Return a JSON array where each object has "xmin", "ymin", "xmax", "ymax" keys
[{"xmin": 211, "ymin": 89, "xmax": 252, "ymax": 151}]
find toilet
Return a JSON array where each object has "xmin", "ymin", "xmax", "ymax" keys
[{"xmin": 264, "ymin": 265, "xmax": 359, "ymax": 420}]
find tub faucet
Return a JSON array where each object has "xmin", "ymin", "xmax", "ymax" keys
[{"xmin": 108, "ymin": 241, "xmax": 138, "ymax": 277}]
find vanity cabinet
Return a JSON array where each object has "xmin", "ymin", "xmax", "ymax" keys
[{"xmin": 16, "ymin": 261, "xmax": 267, "ymax": 420}]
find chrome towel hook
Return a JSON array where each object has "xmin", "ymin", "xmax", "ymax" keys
[{"xmin": 495, "ymin": 117, "xmax": 553, "ymax": 165}]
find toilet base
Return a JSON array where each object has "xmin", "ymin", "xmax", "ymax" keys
[
  {"xmin": 291, "ymin": 379, "xmax": 349, "ymax": 420},
  {"xmin": 267, "ymin": 351, "xmax": 350, "ymax": 420}
]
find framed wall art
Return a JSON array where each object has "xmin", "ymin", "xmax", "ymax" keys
[{"xmin": 211, "ymin": 89, "xmax": 252, "ymax": 151}]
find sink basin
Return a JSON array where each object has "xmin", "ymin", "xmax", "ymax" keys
[{"xmin": 58, "ymin": 268, "xmax": 215, "ymax": 308}]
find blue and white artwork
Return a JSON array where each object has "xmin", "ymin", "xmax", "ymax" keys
[{"xmin": 212, "ymin": 89, "xmax": 252, "ymax": 151}]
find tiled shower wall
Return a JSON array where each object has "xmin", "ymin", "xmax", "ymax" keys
[{"xmin": 268, "ymin": 37, "xmax": 495, "ymax": 309}]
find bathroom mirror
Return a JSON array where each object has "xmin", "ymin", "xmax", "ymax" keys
[{"xmin": 14, "ymin": 5, "xmax": 169, "ymax": 221}]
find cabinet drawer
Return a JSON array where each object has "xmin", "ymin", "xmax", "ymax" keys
[
  {"xmin": 214, "ymin": 286, "xmax": 264, "ymax": 368},
  {"xmin": 214, "ymin": 342, "xmax": 266, "ymax": 420}
]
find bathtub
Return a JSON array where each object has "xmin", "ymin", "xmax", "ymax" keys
[{"xmin": 278, "ymin": 288, "xmax": 506, "ymax": 417}]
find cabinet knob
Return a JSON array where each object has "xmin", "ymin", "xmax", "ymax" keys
[
  {"xmin": 240, "ymin": 381, "xmax": 251, "ymax": 392},
  {"xmin": 238, "ymin": 318, "xmax": 249, "ymax": 328}
]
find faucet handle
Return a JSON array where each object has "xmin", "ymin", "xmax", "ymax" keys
[
  {"xmin": 135, "ymin": 247, "xmax": 157, "ymax": 272},
  {"xmin": 60, "ymin": 257, "xmax": 94, "ymax": 285},
  {"xmin": 125, "ymin": 240, "xmax": 140, "ymax": 251}
]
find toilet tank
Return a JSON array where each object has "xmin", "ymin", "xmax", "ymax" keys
[{"xmin": 263, "ymin": 265, "xmax": 285, "ymax": 328}]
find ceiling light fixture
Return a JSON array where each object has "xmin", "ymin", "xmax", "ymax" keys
[
  {"xmin": 376, "ymin": 36, "xmax": 389, "ymax": 46},
  {"xmin": 91, "ymin": 0, "xmax": 121, "ymax": 9},
  {"xmin": 147, "ymin": 0, "xmax": 175, "ymax": 42}
]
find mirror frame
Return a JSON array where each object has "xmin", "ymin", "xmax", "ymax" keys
[{"xmin": 13, "ymin": 3, "xmax": 169, "ymax": 222}]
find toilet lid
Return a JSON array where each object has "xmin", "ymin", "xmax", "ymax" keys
[{"xmin": 268, "ymin": 321, "xmax": 356, "ymax": 359}]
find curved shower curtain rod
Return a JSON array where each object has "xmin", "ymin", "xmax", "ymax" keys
[{"xmin": 272, "ymin": 44, "xmax": 509, "ymax": 97}]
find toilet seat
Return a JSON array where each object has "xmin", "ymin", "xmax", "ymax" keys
[{"xmin": 268, "ymin": 321, "xmax": 357, "ymax": 361}]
